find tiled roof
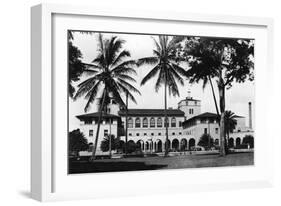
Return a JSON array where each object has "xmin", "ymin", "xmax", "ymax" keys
[
  {"xmin": 183, "ymin": 112, "xmax": 219, "ymax": 124},
  {"xmin": 118, "ymin": 109, "xmax": 185, "ymax": 117},
  {"xmin": 76, "ymin": 112, "xmax": 120, "ymax": 120}
]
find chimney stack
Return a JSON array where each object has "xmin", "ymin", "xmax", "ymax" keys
[{"xmin": 248, "ymin": 102, "xmax": 252, "ymax": 129}]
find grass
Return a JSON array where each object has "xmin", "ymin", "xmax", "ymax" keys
[{"xmin": 69, "ymin": 152, "xmax": 254, "ymax": 174}]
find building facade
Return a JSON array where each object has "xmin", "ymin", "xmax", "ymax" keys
[{"xmin": 75, "ymin": 96, "xmax": 254, "ymax": 155}]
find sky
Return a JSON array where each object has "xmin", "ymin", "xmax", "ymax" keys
[{"xmin": 69, "ymin": 31, "xmax": 255, "ymax": 130}]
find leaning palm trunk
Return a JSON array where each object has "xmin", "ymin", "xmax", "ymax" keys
[
  {"xmin": 91, "ymin": 92, "xmax": 106, "ymax": 161},
  {"xmin": 208, "ymin": 75, "xmax": 220, "ymax": 121},
  {"xmin": 125, "ymin": 92, "xmax": 128, "ymax": 155},
  {"xmin": 218, "ymin": 79, "xmax": 226, "ymax": 156},
  {"xmin": 164, "ymin": 79, "xmax": 169, "ymax": 157}
]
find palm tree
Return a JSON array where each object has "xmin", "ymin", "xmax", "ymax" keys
[
  {"xmin": 224, "ymin": 110, "xmax": 237, "ymax": 148},
  {"xmin": 74, "ymin": 34, "xmax": 140, "ymax": 160},
  {"xmin": 184, "ymin": 37, "xmax": 254, "ymax": 156},
  {"xmin": 185, "ymin": 38, "xmax": 220, "ymax": 118},
  {"xmin": 137, "ymin": 35, "xmax": 186, "ymax": 156}
]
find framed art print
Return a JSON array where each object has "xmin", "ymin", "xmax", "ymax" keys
[{"xmin": 31, "ymin": 3, "xmax": 274, "ymax": 201}]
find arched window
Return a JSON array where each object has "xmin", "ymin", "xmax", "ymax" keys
[
  {"xmin": 157, "ymin": 117, "xmax": 162, "ymax": 127},
  {"xmin": 164, "ymin": 117, "xmax": 169, "ymax": 127},
  {"xmin": 143, "ymin": 117, "xmax": 148, "ymax": 128},
  {"xmin": 135, "ymin": 118, "xmax": 141, "ymax": 128},
  {"xmin": 171, "ymin": 117, "xmax": 176, "ymax": 127},
  {"xmin": 128, "ymin": 118, "xmax": 133, "ymax": 128},
  {"xmin": 150, "ymin": 117, "xmax": 155, "ymax": 127}
]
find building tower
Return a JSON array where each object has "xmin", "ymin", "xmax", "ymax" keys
[{"xmin": 178, "ymin": 90, "xmax": 201, "ymax": 120}]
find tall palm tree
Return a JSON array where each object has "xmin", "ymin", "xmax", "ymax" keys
[
  {"xmin": 224, "ymin": 110, "xmax": 237, "ymax": 148},
  {"xmin": 185, "ymin": 38, "xmax": 220, "ymax": 118},
  {"xmin": 137, "ymin": 35, "xmax": 186, "ymax": 156},
  {"xmin": 74, "ymin": 34, "xmax": 140, "ymax": 160}
]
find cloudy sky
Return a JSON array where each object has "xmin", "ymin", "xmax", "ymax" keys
[{"xmin": 69, "ymin": 31, "xmax": 255, "ymax": 130}]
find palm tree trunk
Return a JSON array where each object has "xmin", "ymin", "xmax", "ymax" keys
[
  {"xmin": 208, "ymin": 75, "xmax": 220, "ymax": 122},
  {"xmin": 91, "ymin": 91, "xmax": 106, "ymax": 161},
  {"xmin": 125, "ymin": 92, "xmax": 128, "ymax": 155},
  {"xmin": 164, "ymin": 79, "xmax": 169, "ymax": 157},
  {"xmin": 109, "ymin": 117, "xmax": 112, "ymax": 158},
  {"xmin": 218, "ymin": 80, "xmax": 226, "ymax": 156}
]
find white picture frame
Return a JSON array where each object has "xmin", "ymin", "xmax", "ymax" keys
[{"xmin": 31, "ymin": 3, "xmax": 274, "ymax": 202}]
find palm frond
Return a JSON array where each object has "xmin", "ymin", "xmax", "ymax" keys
[
  {"xmin": 117, "ymin": 78, "xmax": 141, "ymax": 95},
  {"xmin": 137, "ymin": 57, "xmax": 159, "ymax": 67},
  {"xmin": 140, "ymin": 64, "xmax": 160, "ymax": 85},
  {"xmin": 111, "ymin": 50, "xmax": 131, "ymax": 67}
]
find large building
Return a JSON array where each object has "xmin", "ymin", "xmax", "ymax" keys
[{"xmin": 76, "ymin": 95, "xmax": 254, "ymax": 155}]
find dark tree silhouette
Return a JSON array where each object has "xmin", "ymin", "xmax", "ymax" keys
[
  {"xmin": 68, "ymin": 31, "xmax": 86, "ymax": 98},
  {"xmin": 184, "ymin": 37, "xmax": 254, "ymax": 156},
  {"xmin": 69, "ymin": 129, "xmax": 89, "ymax": 157},
  {"xmin": 198, "ymin": 133, "xmax": 214, "ymax": 149},
  {"xmin": 224, "ymin": 110, "xmax": 237, "ymax": 149}
]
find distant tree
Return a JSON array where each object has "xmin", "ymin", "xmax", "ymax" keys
[
  {"xmin": 184, "ymin": 37, "xmax": 254, "ymax": 156},
  {"xmin": 198, "ymin": 133, "xmax": 214, "ymax": 149},
  {"xmin": 242, "ymin": 135, "xmax": 254, "ymax": 148},
  {"xmin": 224, "ymin": 110, "xmax": 237, "ymax": 148},
  {"xmin": 69, "ymin": 129, "xmax": 89, "ymax": 156},
  {"xmin": 100, "ymin": 135, "xmax": 119, "ymax": 152},
  {"xmin": 127, "ymin": 140, "xmax": 137, "ymax": 154}
]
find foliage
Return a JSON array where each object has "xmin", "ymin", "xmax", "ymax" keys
[
  {"xmin": 74, "ymin": 33, "xmax": 141, "ymax": 112},
  {"xmin": 127, "ymin": 141, "xmax": 137, "ymax": 153},
  {"xmin": 224, "ymin": 110, "xmax": 237, "ymax": 136},
  {"xmin": 184, "ymin": 37, "xmax": 254, "ymax": 156},
  {"xmin": 197, "ymin": 133, "xmax": 214, "ymax": 148},
  {"xmin": 68, "ymin": 32, "xmax": 86, "ymax": 98},
  {"xmin": 242, "ymin": 135, "xmax": 254, "ymax": 148},
  {"xmin": 137, "ymin": 35, "xmax": 186, "ymax": 155},
  {"xmin": 138, "ymin": 35, "xmax": 186, "ymax": 96},
  {"xmin": 100, "ymin": 135, "xmax": 119, "ymax": 152},
  {"xmin": 69, "ymin": 129, "xmax": 89, "ymax": 156}
]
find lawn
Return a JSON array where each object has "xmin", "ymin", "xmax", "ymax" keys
[{"xmin": 69, "ymin": 152, "xmax": 254, "ymax": 174}]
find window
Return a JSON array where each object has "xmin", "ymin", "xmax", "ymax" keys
[
  {"xmin": 89, "ymin": 130, "xmax": 93, "ymax": 136},
  {"xmin": 129, "ymin": 133, "xmax": 132, "ymax": 136},
  {"xmin": 158, "ymin": 132, "xmax": 161, "ymax": 136},
  {"xmin": 135, "ymin": 118, "xmax": 141, "ymax": 128},
  {"xmin": 164, "ymin": 117, "xmax": 169, "ymax": 127},
  {"xmin": 172, "ymin": 132, "xmax": 175, "ymax": 135},
  {"xmin": 171, "ymin": 117, "xmax": 176, "ymax": 127},
  {"xmin": 143, "ymin": 117, "xmax": 148, "ymax": 128},
  {"xmin": 104, "ymin": 129, "xmax": 108, "ymax": 137},
  {"xmin": 151, "ymin": 133, "xmax": 154, "ymax": 136},
  {"xmin": 179, "ymin": 121, "xmax": 182, "ymax": 127},
  {"xmin": 179, "ymin": 132, "xmax": 182, "ymax": 135},
  {"xmin": 85, "ymin": 119, "xmax": 92, "ymax": 124},
  {"xmin": 128, "ymin": 118, "xmax": 133, "ymax": 128},
  {"xmin": 189, "ymin": 108, "xmax": 194, "ymax": 114},
  {"xmin": 157, "ymin": 117, "xmax": 162, "ymax": 127},
  {"xmin": 150, "ymin": 117, "xmax": 155, "ymax": 127},
  {"xmin": 144, "ymin": 133, "xmax": 147, "ymax": 136},
  {"xmin": 215, "ymin": 128, "xmax": 219, "ymax": 134},
  {"xmin": 204, "ymin": 128, "xmax": 208, "ymax": 134},
  {"xmin": 136, "ymin": 133, "xmax": 139, "ymax": 136}
]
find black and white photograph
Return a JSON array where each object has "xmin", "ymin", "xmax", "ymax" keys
[{"xmin": 68, "ymin": 31, "xmax": 255, "ymax": 174}]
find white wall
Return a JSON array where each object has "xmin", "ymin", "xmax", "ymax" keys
[{"xmin": 1, "ymin": 0, "xmax": 280, "ymax": 206}]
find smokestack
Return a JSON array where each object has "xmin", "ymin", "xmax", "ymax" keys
[{"xmin": 248, "ymin": 102, "xmax": 252, "ymax": 129}]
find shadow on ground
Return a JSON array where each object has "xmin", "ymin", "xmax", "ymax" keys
[{"xmin": 69, "ymin": 161, "xmax": 167, "ymax": 174}]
